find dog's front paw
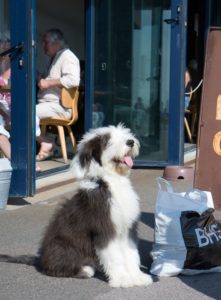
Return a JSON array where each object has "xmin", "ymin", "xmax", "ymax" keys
[
  {"xmin": 109, "ymin": 275, "xmax": 134, "ymax": 288},
  {"xmin": 132, "ymin": 272, "xmax": 153, "ymax": 286}
]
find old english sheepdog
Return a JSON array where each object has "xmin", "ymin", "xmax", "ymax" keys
[{"xmin": 0, "ymin": 124, "xmax": 152, "ymax": 288}]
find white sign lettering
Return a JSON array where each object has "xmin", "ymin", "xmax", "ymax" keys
[{"xmin": 195, "ymin": 224, "xmax": 221, "ymax": 247}]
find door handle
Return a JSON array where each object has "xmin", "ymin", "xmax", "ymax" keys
[
  {"xmin": 101, "ymin": 62, "xmax": 107, "ymax": 71},
  {"xmin": 0, "ymin": 42, "xmax": 24, "ymax": 57},
  {"xmin": 164, "ymin": 18, "xmax": 179, "ymax": 25},
  {"xmin": 164, "ymin": 5, "xmax": 180, "ymax": 25}
]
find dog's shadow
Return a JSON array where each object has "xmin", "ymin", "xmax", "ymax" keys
[
  {"xmin": 138, "ymin": 239, "xmax": 153, "ymax": 268},
  {"xmin": 140, "ymin": 212, "xmax": 155, "ymax": 229},
  {"xmin": 94, "ymin": 270, "xmax": 108, "ymax": 283}
]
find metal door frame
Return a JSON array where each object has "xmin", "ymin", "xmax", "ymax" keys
[
  {"xmin": 10, "ymin": 0, "xmax": 36, "ymax": 196},
  {"xmin": 85, "ymin": 0, "xmax": 187, "ymax": 167}
]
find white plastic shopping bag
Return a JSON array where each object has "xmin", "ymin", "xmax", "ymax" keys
[{"xmin": 150, "ymin": 177, "xmax": 221, "ymax": 277}]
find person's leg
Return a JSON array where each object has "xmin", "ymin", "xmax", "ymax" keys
[
  {"xmin": 36, "ymin": 116, "xmax": 41, "ymax": 137},
  {"xmin": 36, "ymin": 101, "xmax": 72, "ymax": 119},
  {"xmin": 185, "ymin": 96, "xmax": 190, "ymax": 110},
  {"xmin": 0, "ymin": 123, "xmax": 10, "ymax": 159},
  {"xmin": 36, "ymin": 138, "xmax": 54, "ymax": 161},
  {"xmin": 0, "ymin": 131, "xmax": 41, "ymax": 172},
  {"xmin": 0, "ymin": 134, "xmax": 10, "ymax": 159},
  {"xmin": 36, "ymin": 102, "xmax": 71, "ymax": 161}
]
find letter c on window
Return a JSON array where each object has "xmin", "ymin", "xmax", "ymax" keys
[{"xmin": 213, "ymin": 131, "xmax": 221, "ymax": 156}]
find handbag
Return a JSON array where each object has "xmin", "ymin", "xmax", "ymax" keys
[{"xmin": 150, "ymin": 177, "xmax": 221, "ymax": 276}]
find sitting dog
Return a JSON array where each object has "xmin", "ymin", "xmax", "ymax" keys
[{"xmin": 0, "ymin": 124, "xmax": 152, "ymax": 288}]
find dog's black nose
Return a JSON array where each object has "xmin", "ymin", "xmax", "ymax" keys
[{"xmin": 126, "ymin": 139, "xmax": 134, "ymax": 147}]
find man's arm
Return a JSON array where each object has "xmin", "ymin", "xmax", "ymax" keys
[
  {"xmin": 38, "ymin": 78, "xmax": 63, "ymax": 90},
  {"xmin": 60, "ymin": 53, "xmax": 80, "ymax": 89}
]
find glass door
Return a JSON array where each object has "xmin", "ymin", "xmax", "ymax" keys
[
  {"xmin": 0, "ymin": 0, "xmax": 36, "ymax": 196},
  {"xmin": 87, "ymin": 0, "xmax": 187, "ymax": 166}
]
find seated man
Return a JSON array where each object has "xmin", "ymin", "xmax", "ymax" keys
[{"xmin": 36, "ymin": 28, "xmax": 80, "ymax": 161}]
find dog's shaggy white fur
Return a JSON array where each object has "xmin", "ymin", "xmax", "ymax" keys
[
  {"xmin": 63, "ymin": 124, "xmax": 152, "ymax": 287},
  {"xmin": 0, "ymin": 124, "xmax": 152, "ymax": 288}
]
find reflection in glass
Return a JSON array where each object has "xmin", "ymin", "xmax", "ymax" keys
[{"xmin": 94, "ymin": 0, "xmax": 171, "ymax": 162}]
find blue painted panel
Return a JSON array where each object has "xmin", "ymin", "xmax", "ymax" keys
[
  {"xmin": 9, "ymin": 0, "xmax": 36, "ymax": 196},
  {"xmin": 85, "ymin": 0, "xmax": 94, "ymax": 131},
  {"xmin": 168, "ymin": 0, "xmax": 187, "ymax": 165}
]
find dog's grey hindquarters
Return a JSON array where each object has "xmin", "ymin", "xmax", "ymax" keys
[{"xmin": 39, "ymin": 177, "xmax": 116, "ymax": 277}]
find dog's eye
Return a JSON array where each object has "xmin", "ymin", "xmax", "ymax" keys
[{"xmin": 126, "ymin": 139, "xmax": 134, "ymax": 147}]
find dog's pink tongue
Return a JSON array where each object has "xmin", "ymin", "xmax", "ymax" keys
[{"xmin": 124, "ymin": 156, "xmax": 133, "ymax": 167}]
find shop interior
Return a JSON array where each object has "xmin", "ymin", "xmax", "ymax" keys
[
  {"xmin": 36, "ymin": 0, "xmax": 209, "ymax": 174},
  {"xmin": 184, "ymin": 1, "xmax": 207, "ymax": 146},
  {"xmin": 0, "ymin": 1, "xmax": 212, "ymax": 174},
  {"xmin": 36, "ymin": 0, "xmax": 85, "ymax": 175}
]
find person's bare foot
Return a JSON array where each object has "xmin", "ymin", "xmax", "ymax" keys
[
  {"xmin": 36, "ymin": 165, "xmax": 41, "ymax": 172},
  {"xmin": 36, "ymin": 142, "xmax": 54, "ymax": 161},
  {"xmin": 39, "ymin": 142, "xmax": 53, "ymax": 152}
]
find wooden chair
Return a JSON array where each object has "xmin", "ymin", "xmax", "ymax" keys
[
  {"xmin": 184, "ymin": 87, "xmax": 195, "ymax": 143},
  {"xmin": 40, "ymin": 87, "xmax": 79, "ymax": 163},
  {"xmin": 184, "ymin": 113, "xmax": 192, "ymax": 142}
]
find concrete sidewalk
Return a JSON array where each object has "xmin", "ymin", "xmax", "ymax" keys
[{"xmin": 0, "ymin": 168, "xmax": 221, "ymax": 299}]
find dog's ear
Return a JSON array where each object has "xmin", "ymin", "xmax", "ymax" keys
[{"xmin": 79, "ymin": 133, "xmax": 110, "ymax": 168}]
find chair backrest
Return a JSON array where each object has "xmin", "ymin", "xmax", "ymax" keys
[
  {"xmin": 61, "ymin": 87, "xmax": 79, "ymax": 124},
  {"xmin": 189, "ymin": 86, "xmax": 193, "ymax": 101},
  {"xmin": 61, "ymin": 87, "xmax": 78, "ymax": 108}
]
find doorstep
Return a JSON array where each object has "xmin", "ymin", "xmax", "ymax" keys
[
  {"xmin": 36, "ymin": 168, "xmax": 75, "ymax": 193},
  {"xmin": 28, "ymin": 168, "xmax": 78, "ymax": 205},
  {"xmin": 5, "ymin": 168, "xmax": 78, "ymax": 210},
  {"xmin": 5, "ymin": 148, "xmax": 196, "ymax": 211},
  {"xmin": 31, "ymin": 146, "xmax": 197, "ymax": 204}
]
